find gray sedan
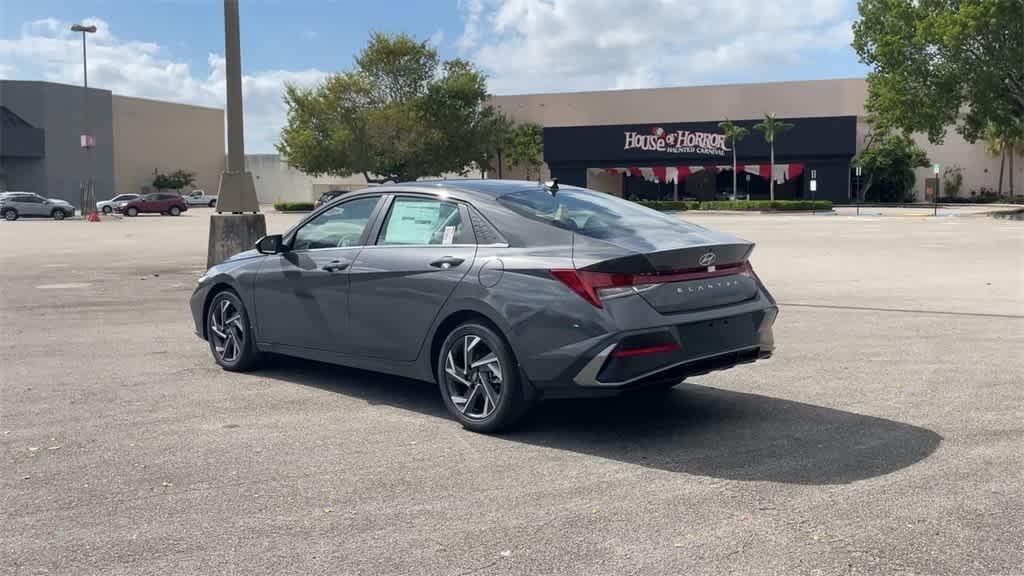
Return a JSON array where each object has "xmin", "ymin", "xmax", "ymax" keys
[{"xmin": 189, "ymin": 180, "xmax": 777, "ymax": 432}]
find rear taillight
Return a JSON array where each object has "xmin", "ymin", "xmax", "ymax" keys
[{"xmin": 551, "ymin": 261, "xmax": 754, "ymax": 308}]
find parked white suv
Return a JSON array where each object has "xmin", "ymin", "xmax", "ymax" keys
[{"xmin": 183, "ymin": 189, "xmax": 218, "ymax": 207}]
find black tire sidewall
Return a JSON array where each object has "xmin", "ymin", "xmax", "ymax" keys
[
  {"xmin": 207, "ymin": 290, "xmax": 260, "ymax": 372},
  {"xmin": 437, "ymin": 322, "xmax": 524, "ymax": 433},
  {"xmin": 102, "ymin": 206, "xmax": 112, "ymax": 214},
  {"xmin": 3, "ymin": 209, "xmax": 17, "ymax": 221},
  {"xmin": 127, "ymin": 207, "xmax": 138, "ymax": 217},
  {"xmin": 170, "ymin": 206, "xmax": 181, "ymax": 216},
  {"xmin": 52, "ymin": 210, "xmax": 65, "ymax": 220}
]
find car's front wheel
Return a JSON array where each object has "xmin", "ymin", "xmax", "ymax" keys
[
  {"xmin": 126, "ymin": 207, "xmax": 138, "ymax": 217},
  {"xmin": 437, "ymin": 321, "xmax": 530, "ymax": 433},
  {"xmin": 51, "ymin": 209, "xmax": 66, "ymax": 220},
  {"xmin": 102, "ymin": 205, "xmax": 113, "ymax": 214},
  {"xmin": 169, "ymin": 205, "xmax": 181, "ymax": 216},
  {"xmin": 207, "ymin": 290, "xmax": 261, "ymax": 372},
  {"xmin": 208, "ymin": 199, "xmax": 217, "ymax": 207}
]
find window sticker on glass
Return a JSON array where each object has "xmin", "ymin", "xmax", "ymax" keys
[
  {"xmin": 384, "ymin": 200, "xmax": 442, "ymax": 244},
  {"xmin": 442, "ymin": 226, "xmax": 455, "ymax": 245}
]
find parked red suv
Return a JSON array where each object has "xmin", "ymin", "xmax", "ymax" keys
[{"xmin": 119, "ymin": 193, "xmax": 188, "ymax": 217}]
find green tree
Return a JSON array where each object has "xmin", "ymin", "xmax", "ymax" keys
[
  {"xmin": 718, "ymin": 118, "xmax": 749, "ymax": 199},
  {"xmin": 856, "ymin": 131, "xmax": 931, "ymax": 202},
  {"xmin": 153, "ymin": 169, "xmax": 196, "ymax": 191},
  {"xmin": 753, "ymin": 114, "xmax": 794, "ymax": 201},
  {"xmin": 278, "ymin": 32, "xmax": 504, "ymax": 183},
  {"xmin": 504, "ymin": 123, "xmax": 544, "ymax": 180},
  {"xmin": 852, "ymin": 0, "xmax": 1024, "ymax": 146},
  {"xmin": 983, "ymin": 124, "xmax": 1024, "ymax": 197}
]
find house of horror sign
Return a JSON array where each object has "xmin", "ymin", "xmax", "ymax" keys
[
  {"xmin": 623, "ymin": 127, "xmax": 729, "ymax": 156},
  {"xmin": 542, "ymin": 116, "xmax": 856, "ymax": 167}
]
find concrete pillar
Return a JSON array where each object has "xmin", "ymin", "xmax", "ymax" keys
[{"xmin": 208, "ymin": 0, "xmax": 265, "ymax": 267}]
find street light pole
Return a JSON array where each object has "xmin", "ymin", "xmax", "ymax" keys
[{"xmin": 71, "ymin": 23, "xmax": 97, "ymax": 219}]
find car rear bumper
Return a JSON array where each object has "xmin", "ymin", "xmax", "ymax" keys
[{"xmin": 525, "ymin": 296, "xmax": 777, "ymax": 396}]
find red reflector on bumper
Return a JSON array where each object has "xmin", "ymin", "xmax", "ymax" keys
[{"xmin": 611, "ymin": 343, "xmax": 680, "ymax": 358}]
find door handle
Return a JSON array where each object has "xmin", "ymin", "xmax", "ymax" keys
[
  {"xmin": 430, "ymin": 256, "xmax": 465, "ymax": 269},
  {"xmin": 322, "ymin": 259, "xmax": 350, "ymax": 272}
]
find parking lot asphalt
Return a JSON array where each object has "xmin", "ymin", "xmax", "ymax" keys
[{"xmin": 2, "ymin": 207, "xmax": 1022, "ymax": 575}]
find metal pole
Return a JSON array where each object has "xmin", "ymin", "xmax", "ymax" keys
[
  {"xmin": 82, "ymin": 30, "xmax": 94, "ymax": 218},
  {"xmin": 224, "ymin": 0, "xmax": 245, "ymax": 174},
  {"xmin": 934, "ymin": 173, "xmax": 939, "ymax": 217}
]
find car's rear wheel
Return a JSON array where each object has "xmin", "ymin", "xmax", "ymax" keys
[
  {"xmin": 126, "ymin": 207, "xmax": 138, "ymax": 217},
  {"xmin": 437, "ymin": 321, "xmax": 529, "ymax": 433},
  {"xmin": 102, "ymin": 205, "xmax": 112, "ymax": 214},
  {"xmin": 51, "ymin": 209, "xmax": 66, "ymax": 220},
  {"xmin": 3, "ymin": 208, "xmax": 19, "ymax": 221},
  {"xmin": 207, "ymin": 290, "xmax": 261, "ymax": 372},
  {"xmin": 169, "ymin": 205, "xmax": 181, "ymax": 216},
  {"xmin": 208, "ymin": 199, "xmax": 216, "ymax": 207}
]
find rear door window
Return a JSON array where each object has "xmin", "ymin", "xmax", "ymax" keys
[{"xmin": 377, "ymin": 197, "xmax": 473, "ymax": 246}]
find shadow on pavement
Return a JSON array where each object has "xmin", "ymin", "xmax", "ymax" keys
[{"xmin": 259, "ymin": 357, "xmax": 942, "ymax": 485}]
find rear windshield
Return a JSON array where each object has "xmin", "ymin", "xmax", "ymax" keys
[{"xmin": 496, "ymin": 187, "xmax": 695, "ymax": 244}]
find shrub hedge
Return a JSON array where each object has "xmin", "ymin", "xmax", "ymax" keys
[
  {"xmin": 638, "ymin": 199, "xmax": 833, "ymax": 212},
  {"xmin": 274, "ymin": 201, "xmax": 315, "ymax": 212}
]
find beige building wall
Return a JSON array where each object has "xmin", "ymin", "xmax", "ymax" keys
[
  {"xmin": 111, "ymin": 95, "xmax": 225, "ymax": 196},
  {"xmin": 491, "ymin": 78, "xmax": 1020, "ymax": 201}
]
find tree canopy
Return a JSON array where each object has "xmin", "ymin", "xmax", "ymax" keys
[
  {"xmin": 277, "ymin": 32, "xmax": 507, "ymax": 183},
  {"xmin": 852, "ymin": 0, "xmax": 1024, "ymax": 145},
  {"xmin": 857, "ymin": 131, "xmax": 931, "ymax": 202},
  {"xmin": 153, "ymin": 170, "xmax": 196, "ymax": 191},
  {"xmin": 503, "ymin": 123, "xmax": 544, "ymax": 180}
]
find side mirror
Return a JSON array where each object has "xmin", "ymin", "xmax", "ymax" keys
[{"xmin": 255, "ymin": 234, "xmax": 285, "ymax": 254}]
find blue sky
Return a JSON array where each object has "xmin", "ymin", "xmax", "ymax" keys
[{"xmin": 1, "ymin": 0, "xmax": 869, "ymax": 151}]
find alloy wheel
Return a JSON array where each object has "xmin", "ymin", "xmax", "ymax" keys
[
  {"xmin": 103, "ymin": 206, "xmax": 112, "ymax": 214},
  {"xmin": 444, "ymin": 334, "xmax": 503, "ymax": 420},
  {"xmin": 209, "ymin": 297, "xmax": 245, "ymax": 364},
  {"xmin": 3, "ymin": 210, "xmax": 16, "ymax": 221}
]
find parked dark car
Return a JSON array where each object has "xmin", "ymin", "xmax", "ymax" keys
[
  {"xmin": 314, "ymin": 189, "xmax": 347, "ymax": 209},
  {"xmin": 190, "ymin": 180, "xmax": 777, "ymax": 432},
  {"xmin": 119, "ymin": 193, "xmax": 188, "ymax": 217},
  {"xmin": 0, "ymin": 192, "xmax": 75, "ymax": 221}
]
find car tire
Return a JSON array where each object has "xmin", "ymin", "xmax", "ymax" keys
[
  {"xmin": 126, "ymin": 207, "xmax": 138, "ymax": 217},
  {"xmin": 206, "ymin": 289, "xmax": 262, "ymax": 372},
  {"xmin": 437, "ymin": 321, "xmax": 531, "ymax": 433},
  {"xmin": 3, "ymin": 208, "xmax": 19, "ymax": 221},
  {"xmin": 102, "ymin": 205, "xmax": 112, "ymax": 214},
  {"xmin": 169, "ymin": 206, "xmax": 181, "ymax": 216},
  {"xmin": 209, "ymin": 200, "xmax": 217, "ymax": 208},
  {"xmin": 51, "ymin": 209, "xmax": 66, "ymax": 221}
]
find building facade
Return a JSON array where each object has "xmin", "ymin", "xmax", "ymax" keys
[
  {"xmin": 0, "ymin": 80, "xmax": 224, "ymax": 208},
  {"xmin": 491, "ymin": 78, "xmax": 1020, "ymax": 202}
]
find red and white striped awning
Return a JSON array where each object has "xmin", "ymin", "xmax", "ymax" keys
[{"xmin": 593, "ymin": 164, "xmax": 804, "ymax": 184}]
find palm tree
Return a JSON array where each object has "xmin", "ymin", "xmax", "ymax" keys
[
  {"xmin": 984, "ymin": 124, "xmax": 1024, "ymax": 197},
  {"xmin": 718, "ymin": 118, "xmax": 749, "ymax": 200},
  {"xmin": 753, "ymin": 113, "xmax": 795, "ymax": 201}
]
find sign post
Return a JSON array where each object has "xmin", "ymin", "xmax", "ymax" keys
[
  {"xmin": 855, "ymin": 165, "xmax": 862, "ymax": 216},
  {"xmin": 933, "ymin": 163, "xmax": 940, "ymax": 217}
]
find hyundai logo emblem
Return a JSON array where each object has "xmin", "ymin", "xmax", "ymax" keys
[{"xmin": 698, "ymin": 252, "xmax": 717, "ymax": 267}]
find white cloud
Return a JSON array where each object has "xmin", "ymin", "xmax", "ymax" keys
[
  {"xmin": 0, "ymin": 18, "xmax": 326, "ymax": 152},
  {"xmin": 458, "ymin": 0, "xmax": 857, "ymax": 94}
]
